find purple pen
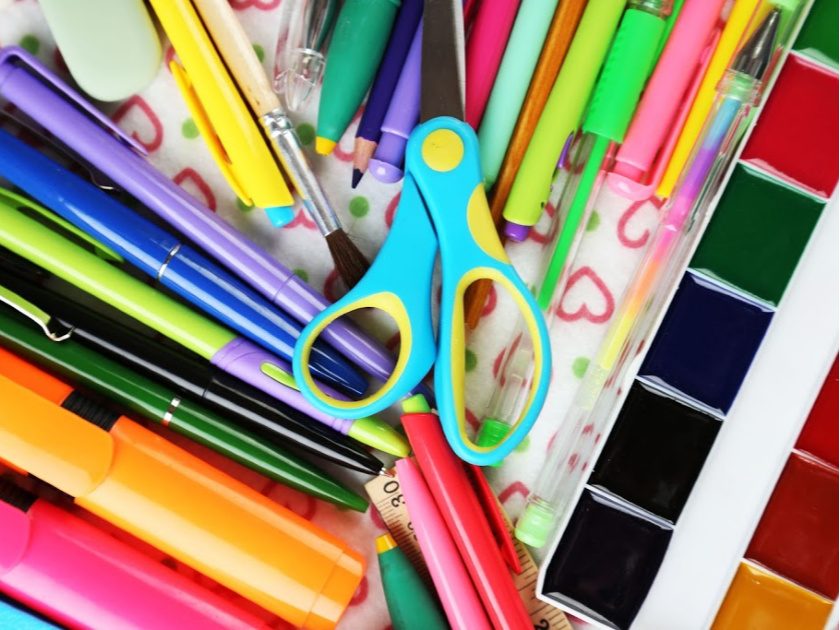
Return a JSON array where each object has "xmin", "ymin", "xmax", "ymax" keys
[
  {"xmin": 368, "ymin": 23, "xmax": 422, "ymax": 184},
  {"xmin": 0, "ymin": 46, "xmax": 395, "ymax": 382},
  {"xmin": 352, "ymin": 0, "xmax": 423, "ymax": 187}
]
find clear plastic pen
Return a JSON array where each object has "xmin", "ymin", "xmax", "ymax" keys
[{"xmin": 514, "ymin": 5, "xmax": 784, "ymax": 548}]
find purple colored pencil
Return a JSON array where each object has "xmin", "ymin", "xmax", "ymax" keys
[{"xmin": 368, "ymin": 23, "xmax": 422, "ymax": 184}]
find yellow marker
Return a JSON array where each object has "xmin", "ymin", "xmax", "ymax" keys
[
  {"xmin": 657, "ymin": 0, "xmax": 761, "ymax": 198},
  {"xmin": 149, "ymin": 0, "xmax": 294, "ymax": 218}
]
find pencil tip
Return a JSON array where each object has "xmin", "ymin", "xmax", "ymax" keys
[{"xmin": 351, "ymin": 168, "xmax": 363, "ymax": 189}]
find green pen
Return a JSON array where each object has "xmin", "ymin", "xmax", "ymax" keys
[
  {"xmin": 500, "ymin": 0, "xmax": 625, "ymax": 241},
  {"xmin": 315, "ymin": 0, "xmax": 401, "ymax": 155},
  {"xmin": 0, "ymin": 300, "xmax": 368, "ymax": 512},
  {"xmin": 0, "ymin": 188, "xmax": 408, "ymax": 457},
  {"xmin": 376, "ymin": 534, "xmax": 447, "ymax": 630},
  {"xmin": 535, "ymin": 0, "xmax": 673, "ymax": 309}
]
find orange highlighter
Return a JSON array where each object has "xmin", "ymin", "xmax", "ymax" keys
[{"xmin": 0, "ymin": 347, "xmax": 364, "ymax": 630}]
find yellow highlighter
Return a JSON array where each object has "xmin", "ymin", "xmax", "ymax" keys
[
  {"xmin": 149, "ymin": 0, "xmax": 295, "ymax": 225},
  {"xmin": 657, "ymin": 0, "xmax": 761, "ymax": 198}
]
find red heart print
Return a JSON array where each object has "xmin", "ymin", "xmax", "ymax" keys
[
  {"xmin": 331, "ymin": 106, "xmax": 365, "ymax": 163},
  {"xmin": 369, "ymin": 505, "xmax": 388, "ymax": 531},
  {"xmin": 617, "ymin": 196, "xmax": 664, "ymax": 249},
  {"xmin": 498, "ymin": 481, "xmax": 529, "ymax": 506},
  {"xmin": 349, "ymin": 576, "xmax": 369, "ymax": 606},
  {"xmin": 478, "ymin": 283, "xmax": 497, "ymax": 319},
  {"xmin": 173, "ymin": 167, "xmax": 216, "ymax": 211},
  {"xmin": 285, "ymin": 207, "xmax": 318, "ymax": 231},
  {"xmin": 323, "ymin": 268, "xmax": 342, "ymax": 302},
  {"xmin": 556, "ymin": 266, "xmax": 614, "ymax": 324},
  {"xmin": 384, "ymin": 192, "xmax": 401, "ymax": 228},
  {"xmin": 111, "ymin": 96, "xmax": 163, "ymax": 152},
  {"xmin": 526, "ymin": 200, "xmax": 559, "ymax": 246}
]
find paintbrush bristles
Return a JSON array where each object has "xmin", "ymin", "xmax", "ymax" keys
[{"xmin": 326, "ymin": 229, "xmax": 370, "ymax": 288}]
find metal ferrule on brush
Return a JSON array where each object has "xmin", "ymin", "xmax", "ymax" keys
[{"xmin": 261, "ymin": 109, "xmax": 341, "ymax": 236}]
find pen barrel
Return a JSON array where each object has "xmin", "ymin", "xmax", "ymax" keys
[
  {"xmin": 0, "ymin": 492, "xmax": 263, "ymax": 629},
  {"xmin": 261, "ymin": 110, "xmax": 341, "ymax": 235},
  {"xmin": 402, "ymin": 412, "xmax": 531, "ymax": 630}
]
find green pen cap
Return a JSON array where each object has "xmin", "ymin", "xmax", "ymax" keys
[
  {"xmin": 476, "ymin": 418, "xmax": 511, "ymax": 468},
  {"xmin": 376, "ymin": 534, "xmax": 447, "ymax": 630}
]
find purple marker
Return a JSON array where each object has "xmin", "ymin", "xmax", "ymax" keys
[
  {"xmin": 368, "ymin": 23, "xmax": 422, "ymax": 184},
  {"xmin": 0, "ymin": 46, "xmax": 396, "ymax": 383},
  {"xmin": 352, "ymin": 0, "xmax": 423, "ymax": 188}
]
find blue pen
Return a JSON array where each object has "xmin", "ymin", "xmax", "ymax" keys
[{"xmin": 0, "ymin": 127, "xmax": 367, "ymax": 397}]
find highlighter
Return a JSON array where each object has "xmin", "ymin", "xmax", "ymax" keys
[
  {"xmin": 376, "ymin": 534, "xmax": 447, "ymax": 630},
  {"xmin": 146, "ymin": 0, "xmax": 294, "ymax": 223},
  {"xmin": 0, "ymin": 478, "xmax": 266, "ymax": 629},
  {"xmin": 0, "ymin": 353, "xmax": 365, "ymax": 630}
]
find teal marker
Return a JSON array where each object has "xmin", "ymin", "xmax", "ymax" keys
[
  {"xmin": 316, "ymin": 0, "xmax": 401, "ymax": 154},
  {"xmin": 477, "ymin": 0, "xmax": 560, "ymax": 187},
  {"xmin": 376, "ymin": 534, "xmax": 447, "ymax": 630}
]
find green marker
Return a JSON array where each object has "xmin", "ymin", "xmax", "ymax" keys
[
  {"xmin": 0, "ymin": 188, "xmax": 407, "ymax": 457},
  {"xmin": 0, "ymin": 304, "xmax": 368, "ymax": 512},
  {"xmin": 315, "ymin": 0, "xmax": 401, "ymax": 155},
  {"xmin": 376, "ymin": 534, "xmax": 447, "ymax": 630},
  {"xmin": 535, "ymin": 0, "xmax": 673, "ymax": 309},
  {"xmin": 501, "ymin": 0, "xmax": 626, "ymax": 240}
]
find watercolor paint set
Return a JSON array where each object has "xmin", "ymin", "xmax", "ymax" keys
[{"xmin": 537, "ymin": 0, "xmax": 839, "ymax": 627}]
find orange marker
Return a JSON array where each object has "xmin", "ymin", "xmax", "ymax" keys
[{"xmin": 0, "ymin": 347, "xmax": 364, "ymax": 630}]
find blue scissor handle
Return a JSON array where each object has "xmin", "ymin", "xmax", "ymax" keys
[
  {"xmin": 407, "ymin": 116, "xmax": 553, "ymax": 465},
  {"xmin": 293, "ymin": 175, "xmax": 439, "ymax": 417}
]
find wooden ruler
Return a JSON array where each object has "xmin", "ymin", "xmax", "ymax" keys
[{"xmin": 366, "ymin": 472, "xmax": 571, "ymax": 630}]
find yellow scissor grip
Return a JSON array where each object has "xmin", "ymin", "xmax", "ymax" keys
[
  {"xmin": 449, "ymin": 268, "xmax": 546, "ymax": 452},
  {"xmin": 421, "ymin": 129, "xmax": 465, "ymax": 172},
  {"xmin": 297, "ymin": 291, "xmax": 414, "ymax": 410}
]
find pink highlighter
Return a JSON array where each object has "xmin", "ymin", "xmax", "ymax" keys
[
  {"xmin": 607, "ymin": 0, "xmax": 726, "ymax": 199},
  {"xmin": 396, "ymin": 458, "xmax": 492, "ymax": 630},
  {"xmin": 0, "ymin": 480, "xmax": 267, "ymax": 630},
  {"xmin": 464, "ymin": 0, "xmax": 521, "ymax": 128}
]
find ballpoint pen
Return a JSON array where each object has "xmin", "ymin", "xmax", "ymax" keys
[
  {"xmin": 189, "ymin": 0, "xmax": 370, "ymax": 288},
  {"xmin": 501, "ymin": 0, "xmax": 626, "ymax": 241},
  {"xmin": 535, "ymin": 0, "xmax": 673, "ymax": 310},
  {"xmin": 0, "ymin": 306, "xmax": 368, "ymax": 512},
  {"xmin": 352, "ymin": 0, "xmax": 424, "ymax": 187},
  {"xmin": 0, "ymin": 46, "xmax": 397, "ymax": 384},
  {"xmin": 146, "ymin": 0, "xmax": 295, "ymax": 226},
  {"xmin": 0, "ymin": 361, "xmax": 366, "ymax": 629},
  {"xmin": 0, "ymin": 189, "xmax": 408, "ymax": 456},
  {"xmin": 275, "ymin": 0, "xmax": 339, "ymax": 112},
  {"xmin": 0, "ymin": 477, "xmax": 266, "ymax": 629},
  {"xmin": 0, "ymin": 259, "xmax": 388, "ymax": 476},
  {"xmin": 607, "ymin": 0, "xmax": 726, "ymax": 199},
  {"xmin": 0, "ymin": 127, "xmax": 366, "ymax": 398},
  {"xmin": 515, "ymin": 7, "xmax": 784, "ymax": 548}
]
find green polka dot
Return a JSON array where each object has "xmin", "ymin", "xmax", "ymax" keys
[
  {"xmin": 293, "ymin": 268, "xmax": 309, "ymax": 282},
  {"xmin": 252, "ymin": 44, "xmax": 265, "ymax": 63},
  {"xmin": 585, "ymin": 211, "xmax": 600, "ymax": 232},
  {"xmin": 181, "ymin": 118, "xmax": 199, "ymax": 139},
  {"xmin": 465, "ymin": 348, "xmax": 477, "ymax": 372},
  {"xmin": 19, "ymin": 35, "xmax": 39, "ymax": 55},
  {"xmin": 514, "ymin": 435, "xmax": 530, "ymax": 453},
  {"xmin": 296, "ymin": 123, "xmax": 315, "ymax": 146},
  {"xmin": 571, "ymin": 356, "xmax": 590, "ymax": 379},
  {"xmin": 235, "ymin": 198, "xmax": 254, "ymax": 212},
  {"xmin": 349, "ymin": 196, "xmax": 370, "ymax": 218}
]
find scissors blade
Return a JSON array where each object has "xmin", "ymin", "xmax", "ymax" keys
[{"xmin": 420, "ymin": 0, "xmax": 465, "ymax": 122}]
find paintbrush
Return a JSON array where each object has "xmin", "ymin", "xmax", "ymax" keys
[{"xmin": 192, "ymin": 0, "xmax": 370, "ymax": 288}]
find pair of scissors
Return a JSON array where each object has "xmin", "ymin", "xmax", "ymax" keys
[{"xmin": 293, "ymin": 0, "xmax": 551, "ymax": 466}]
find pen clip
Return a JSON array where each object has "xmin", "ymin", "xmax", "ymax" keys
[
  {"xmin": 0, "ymin": 47, "xmax": 148, "ymax": 157},
  {"xmin": 168, "ymin": 60, "xmax": 252, "ymax": 205},
  {"xmin": 0, "ymin": 187, "xmax": 123, "ymax": 264},
  {"xmin": 0, "ymin": 284, "xmax": 72, "ymax": 342}
]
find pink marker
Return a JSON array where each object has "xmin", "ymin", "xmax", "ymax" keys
[
  {"xmin": 0, "ymin": 483, "xmax": 266, "ymax": 630},
  {"xmin": 396, "ymin": 458, "xmax": 492, "ymax": 630},
  {"xmin": 608, "ymin": 0, "xmax": 726, "ymax": 199},
  {"xmin": 464, "ymin": 0, "xmax": 521, "ymax": 128}
]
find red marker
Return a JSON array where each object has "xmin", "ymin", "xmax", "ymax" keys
[{"xmin": 401, "ymin": 396, "xmax": 531, "ymax": 629}]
